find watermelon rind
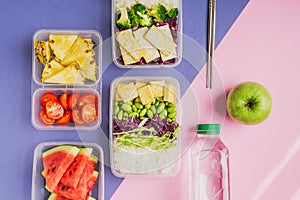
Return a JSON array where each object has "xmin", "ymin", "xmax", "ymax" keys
[
  {"xmin": 42, "ymin": 145, "xmax": 79, "ymax": 158},
  {"xmin": 42, "ymin": 145, "xmax": 80, "ymax": 192}
]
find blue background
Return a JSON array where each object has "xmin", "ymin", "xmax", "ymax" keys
[{"xmin": 0, "ymin": 0, "xmax": 248, "ymax": 199}]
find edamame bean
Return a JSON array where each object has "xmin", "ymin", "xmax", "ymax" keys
[
  {"xmin": 121, "ymin": 103, "xmax": 132, "ymax": 112},
  {"xmin": 168, "ymin": 118, "xmax": 173, "ymax": 123},
  {"xmin": 140, "ymin": 109, "xmax": 147, "ymax": 117},
  {"xmin": 147, "ymin": 110, "xmax": 153, "ymax": 118},
  {"xmin": 145, "ymin": 104, "xmax": 151, "ymax": 110},
  {"xmin": 114, "ymin": 106, "xmax": 120, "ymax": 115},
  {"xmin": 126, "ymin": 101, "xmax": 133, "ymax": 105},
  {"xmin": 134, "ymin": 102, "xmax": 143, "ymax": 110},
  {"xmin": 117, "ymin": 110, "xmax": 123, "ymax": 121},
  {"xmin": 150, "ymin": 105, "xmax": 156, "ymax": 114},
  {"xmin": 165, "ymin": 102, "xmax": 169, "ymax": 106},
  {"xmin": 114, "ymin": 101, "xmax": 119, "ymax": 106},
  {"xmin": 132, "ymin": 105, "xmax": 137, "ymax": 112},
  {"xmin": 123, "ymin": 112, "xmax": 128, "ymax": 118},
  {"xmin": 159, "ymin": 110, "xmax": 168, "ymax": 120},
  {"xmin": 156, "ymin": 103, "xmax": 165, "ymax": 114},
  {"xmin": 168, "ymin": 111, "xmax": 177, "ymax": 119},
  {"xmin": 167, "ymin": 106, "xmax": 176, "ymax": 113},
  {"xmin": 155, "ymin": 100, "xmax": 160, "ymax": 106},
  {"xmin": 129, "ymin": 112, "xmax": 139, "ymax": 118}
]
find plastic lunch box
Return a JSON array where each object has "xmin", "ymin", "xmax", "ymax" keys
[
  {"xmin": 31, "ymin": 29, "xmax": 102, "ymax": 130},
  {"xmin": 31, "ymin": 142, "xmax": 104, "ymax": 200},
  {"xmin": 109, "ymin": 76, "xmax": 182, "ymax": 177},
  {"xmin": 111, "ymin": 0, "xmax": 183, "ymax": 68}
]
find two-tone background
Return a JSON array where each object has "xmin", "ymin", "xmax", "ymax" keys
[{"xmin": 0, "ymin": 0, "xmax": 299, "ymax": 199}]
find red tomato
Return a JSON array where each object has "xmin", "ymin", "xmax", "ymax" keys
[
  {"xmin": 40, "ymin": 93, "xmax": 58, "ymax": 107},
  {"xmin": 67, "ymin": 93, "xmax": 80, "ymax": 110},
  {"xmin": 77, "ymin": 94, "xmax": 98, "ymax": 108},
  {"xmin": 45, "ymin": 100, "xmax": 64, "ymax": 119},
  {"xmin": 56, "ymin": 110, "xmax": 71, "ymax": 125},
  {"xmin": 39, "ymin": 109, "xmax": 55, "ymax": 125},
  {"xmin": 81, "ymin": 104, "xmax": 97, "ymax": 124},
  {"xmin": 72, "ymin": 108, "xmax": 84, "ymax": 125},
  {"xmin": 59, "ymin": 93, "xmax": 68, "ymax": 110}
]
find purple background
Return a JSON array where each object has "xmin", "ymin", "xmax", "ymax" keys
[{"xmin": 0, "ymin": 0, "xmax": 248, "ymax": 199}]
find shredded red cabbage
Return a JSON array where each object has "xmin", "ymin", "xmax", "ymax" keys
[{"xmin": 113, "ymin": 114, "xmax": 179, "ymax": 139}]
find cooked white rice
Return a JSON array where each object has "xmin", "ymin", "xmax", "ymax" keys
[{"xmin": 112, "ymin": 141, "xmax": 180, "ymax": 175}]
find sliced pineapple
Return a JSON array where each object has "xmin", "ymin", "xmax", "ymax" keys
[
  {"xmin": 48, "ymin": 34, "xmax": 77, "ymax": 61},
  {"xmin": 41, "ymin": 60, "xmax": 65, "ymax": 82},
  {"xmin": 43, "ymin": 62, "xmax": 84, "ymax": 85},
  {"xmin": 61, "ymin": 37, "xmax": 92, "ymax": 66},
  {"xmin": 34, "ymin": 40, "xmax": 52, "ymax": 65},
  {"xmin": 85, "ymin": 38, "xmax": 95, "ymax": 50},
  {"xmin": 79, "ymin": 54, "xmax": 97, "ymax": 82}
]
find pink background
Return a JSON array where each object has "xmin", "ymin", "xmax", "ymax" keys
[{"xmin": 111, "ymin": 0, "xmax": 300, "ymax": 199}]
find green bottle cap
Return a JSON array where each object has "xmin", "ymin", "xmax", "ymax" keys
[{"xmin": 197, "ymin": 124, "xmax": 220, "ymax": 135}]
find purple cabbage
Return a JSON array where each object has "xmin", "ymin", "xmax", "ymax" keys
[{"xmin": 113, "ymin": 114, "xmax": 179, "ymax": 139}]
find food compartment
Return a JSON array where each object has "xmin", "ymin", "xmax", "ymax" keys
[
  {"xmin": 31, "ymin": 142, "xmax": 104, "ymax": 200},
  {"xmin": 112, "ymin": 0, "xmax": 182, "ymax": 68},
  {"xmin": 32, "ymin": 29, "xmax": 102, "ymax": 86},
  {"xmin": 32, "ymin": 88, "xmax": 101, "ymax": 130},
  {"xmin": 110, "ymin": 76, "xmax": 181, "ymax": 177}
]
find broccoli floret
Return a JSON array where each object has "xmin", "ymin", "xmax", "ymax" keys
[
  {"xmin": 149, "ymin": 4, "xmax": 167, "ymax": 22},
  {"xmin": 116, "ymin": 7, "xmax": 132, "ymax": 29},
  {"xmin": 139, "ymin": 14, "xmax": 153, "ymax": 27},
  {"xmin": 167, "ymin": 8, "xmax": 178, "ymax": 19},
  {"xmin": 129, "ymin": 3, "xmax": 152, "ymax": 27},
  {"xmin": 131, "ymin": 3, "xmax": 147, "ymax": 15}
]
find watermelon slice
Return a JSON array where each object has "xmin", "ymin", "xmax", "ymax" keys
[
  {"xmin": 54, "ymin": 154, "xmax": 98, "ymax": 200},
  {"xmin": 60, "ymin": 148, "xmax": 93, "ymax": 188},
  {"xmin": 48, "ymin": 193, "xmax": 96, "ymax": 200},
  {"xmin": 42, "ymin": 145, "xmax": 80, "ymax": 192}
]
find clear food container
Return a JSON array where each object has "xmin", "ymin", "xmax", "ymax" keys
[
  {"xmin": 31, "ymin": 142, "xmax": 104, "ymax": 200},
  {"xmin": 109, "ymin": 76, "xmax": 181, "ymax": 177},
  {"xmin": 32, "ymin": 29, "xmax": 102, "ymax": 87},
  {"xmin": 112, "ymin": 0, "xmax": 182, "ymax": 68},
  {"xmin": 31, "ymin": 29, "xmax": 102, "ymax": 131},
  {"xmin": 31, "ymin": 88, "xmax": 101, "ymax": 130}
]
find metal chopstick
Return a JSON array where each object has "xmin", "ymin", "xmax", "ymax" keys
[{"xmin": 207, "ymin": 0, "xmax": 216, "ymax": 89}]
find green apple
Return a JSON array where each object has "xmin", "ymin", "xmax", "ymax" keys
[{"xmin": 226, "ymin": 81, "xmax": 272, "ymax": 125}]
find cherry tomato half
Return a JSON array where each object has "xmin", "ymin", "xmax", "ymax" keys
[
  {"xmin": 77, "ymin": 94, "xmax": 98, "ymax": 108},
  {"xmin": 59, "ymin": 93, "xmax": 68, "ymax": 110},
  {"xmin": 40, "ymin": 93, "xmax": 58, "ymax": 107},
  {"xmin": 45, "ymin": 100, "xmax": 64, "ymax": 119},
  {"xmin": 81, "ymin": 104, "xmax": 97, "ymax": 124},
  {"xmin": 56, "ymin": 110, "xmax": 71, "ymax": 125},
  {"xmin": 67, "ymin": 93, "xmax": 80, "ymax": 110},
  {"xmin": 72, "ymin": 108, "xmax": 84, "ymax": 125},
  {"xmin": 39, "ymin": 109, "xmax": 55, "ymax": 125}
]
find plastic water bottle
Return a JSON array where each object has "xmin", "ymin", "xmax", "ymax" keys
[{"xmin": 188, "ymin": 124, "xmax": 230, "ymax": 200}]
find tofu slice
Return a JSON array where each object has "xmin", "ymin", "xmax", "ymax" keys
[
  {"xmin": 115, "ymin": 91, "xmax": 122, "ymax": 101},
  {"xmin": 119, "ymin": 45, "xmax": 139, "ymax": 65},
  {"xmin": 164, "ymin": 83, "xmax": 176, "ymax": 104},
  {"xmin": 150, "ymin": 81, "xmax": 165, "ymax": 97},
  {"xmin": 135, "ymin": 81, "xmax": 147, "ymax": 89},
  {"xmin": 116, "ymin": 29, "xmax": 145, "ymax": 62},
  {"xmin": 144, "ymin": 25, "xmax": 176, "ymax": 58},
  {"xmin": 138, "ymin": 85, "xmax": 155, "ymax": 105},
  {"xmin": 156, "ymin": 25, "xmax": 177, "ymax": 62},
  {"xmin": 116, "ymin": 83, "xmax": 138, "ymax": 102},
  {"xmin": 133, "ymin": 27, "xmax": 160, "ymax": 63}
]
